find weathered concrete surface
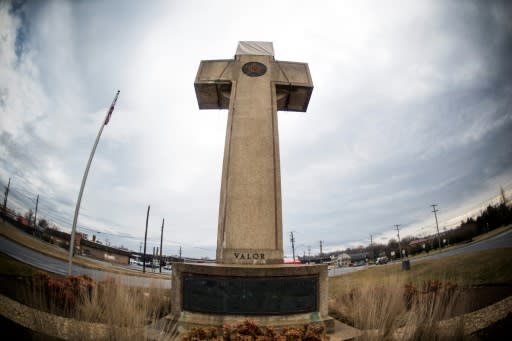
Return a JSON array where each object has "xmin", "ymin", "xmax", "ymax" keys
[
  {"xmin": 186, "ymin": 41, "xmax": 329, "ymax": 333},
  {"xmin": 194, "ymin": 41, "xmax": 313, "ymax": 265},
  {"xmin": 169, "ymin": 262, "xmax": 333, "ymax": 333},
  {"xmin": 0, "ymin": 294, "xmax": 175, "ymax": 340},
  {"xmin": 4, "ymin": 292, "xmax": 512, "ymax": 340}
]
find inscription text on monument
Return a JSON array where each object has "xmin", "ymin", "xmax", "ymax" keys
[
  {"xmin": 234, "ymin": 252, "xmax": 265, "ymax": 260},
  {"xmin": 182, "ymin": 275, "xmax": 318, "ymax": 315}
]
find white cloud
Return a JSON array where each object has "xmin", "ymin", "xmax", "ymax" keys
[{"xmin": 1, "ymin": 0, "xmax": 511, "ymax": 258}]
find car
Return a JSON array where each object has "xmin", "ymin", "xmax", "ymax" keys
[{"xmin": 376, "ymin": 256, "xmax": 389, "ymax": 265}]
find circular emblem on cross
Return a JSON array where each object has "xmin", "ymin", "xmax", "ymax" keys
[{"xmin": 242, "ymin": 62, "xmax": 267, "ymax": 77}]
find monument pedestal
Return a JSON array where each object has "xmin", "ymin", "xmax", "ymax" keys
[
  {"xmin": 169, "ymin": 262, "xmax": 334, "ymax": 333},
  {"xmin": 170, "ymin": 42, "xmax": 334, "ymax": 335}
]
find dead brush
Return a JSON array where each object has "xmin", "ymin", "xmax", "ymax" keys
[
  {"xmin": 27, "ymin": 271, "xmax": 96, "ymax": 317},
  {"xmin": 182, "ymin": 320, "xmax": 328, "ymax": 341},
  {"xmin": 330, "ymin": 276, "xmax": 467, "ymax": 341},
  {"xmin": 76, "ymin": 277, "xmax": 170, "ymax": 339},
  {"xmin": 25, "ymin": 272, "xmax": 172, "ymax": 340},
  {"xmin": 399, "ymin": 280, "xmax": 464, "ymax": 341}
]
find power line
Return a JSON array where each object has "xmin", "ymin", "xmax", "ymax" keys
[
  {"xmin": 369, "ymin": 234, "xmax": 373, "ymax": 261},
  {"xmin": 394, "ymin": 224, "xmax": 403, "ymax": 260},
  {"xmin": 143, "ymin": 205, "xmax": 150, "ymax": 273},
  {"xmin": 0, "ymin": 179, "xmax": 216, "ymax": 254},
  {"xmin": 431, "ymin": 204, "xmax": 442, "ymax": 249},
  {"xmin": 159, "ymin": 218, "xmax": 164, "ymax": 273},
  {"xmin": 289, "ymin": 231, "xmax": 296, "ymax": 261},
  {"xmin": 33, "ymin": 194, "xmax": 39, "ymax": 226}
]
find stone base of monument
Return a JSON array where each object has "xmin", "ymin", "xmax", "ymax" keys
[{"xmin": 168, "ymin": 262, "xmax": 334, "ymax": 334}]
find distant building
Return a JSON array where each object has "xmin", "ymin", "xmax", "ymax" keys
[
  {"xmin": 81, "ymin": 239, "xmax": 130, "ymax": 264},
  {"xmin": 336, "ymin": 253, "xmax": 351, "ymax": 267},
  {"xmin": 349, "ymin": 252, "xmax": 368, "ymax": 266},
  {"xmin": 298, "ymin": 254, "xmax": 331, "ymax": 264}
]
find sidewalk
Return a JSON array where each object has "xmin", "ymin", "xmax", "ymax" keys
[{"xmin": 330, "ymin": 320, "xmax": 361, "ymax": 340}]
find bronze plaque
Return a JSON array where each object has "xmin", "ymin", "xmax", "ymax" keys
[
  {"xmin": 182, "ymin": 275, "xmax": 318, "ymax": 315},
  {"xmin": 242, "ymin": 62, "xmax": 267, "ymax": 77}
]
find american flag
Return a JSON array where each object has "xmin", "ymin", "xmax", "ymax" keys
[{"xmin": 104, "ymin": 90, "xmax": 120, "ymax": 125}]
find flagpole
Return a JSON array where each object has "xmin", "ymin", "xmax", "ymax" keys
[{"xmin": 68, "ymin": 90, "xmax": 120, "ymax": 276}]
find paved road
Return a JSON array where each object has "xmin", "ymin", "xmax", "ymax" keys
[
  {"xmin": 329, "ymin": 228, "xmax": 512, "ymax": 277},
  {"xmin": 328, "ymin": 266, "xmax": 364, "ymax": 277},
  {"xmin": 2, "ymin": 228, "xmax": 511, "ymax": 281},
  {"xmin": 411, "ymin": 228, "xmax": 512, "ymax": 263},
  {"xmin": 0, "ymin": 235, "xmax": 171, "ymax": 288}
]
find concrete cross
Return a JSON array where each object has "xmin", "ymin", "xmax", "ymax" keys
[{"xmin": 195, "ymin": 41, "xmax": 313, "ymax": 264}]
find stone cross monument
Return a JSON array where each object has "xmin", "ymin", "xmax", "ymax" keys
[
  {"xmin": 169, "ymin": 42, "xmax": 332, "ymax": 333},
  {"xmin": 194, "ymin": 41, "xmax": 313, "ymax": 264}
]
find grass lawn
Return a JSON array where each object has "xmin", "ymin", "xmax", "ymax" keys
[
  {"xmin": 328, "ymin": 247, "xmax": 512, "ymax": 340},
  {"xmin": 329, "ymin": 247, "xmax": 512, "ymax": 297},
  {"xmin": 0, "ymin": 252, "xmax": 40, "ymax": 277}
]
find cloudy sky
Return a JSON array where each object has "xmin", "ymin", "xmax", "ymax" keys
[{"xmin": 1, "ymin": 0, "xmax": 511, "ymax": 259}]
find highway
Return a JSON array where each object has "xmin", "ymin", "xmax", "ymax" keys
[
  {"xmin": 411, "ymin": 227, "xmax": 512, "ymax": 263},
  {"xmin": 0, "ymin": 235, "xmax": 171, "ymax": 288},
  {"xmin": 329, "ymin": 228, "xmax": 512, "ymax": 276},
  {"xmin": 2, "ymin": 228, "xmax": 511, "ymax": 282}
]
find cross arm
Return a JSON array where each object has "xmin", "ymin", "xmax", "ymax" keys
[
  {"xmin": 272, "ymin": 61, "xmax": 313, "ymax": 112},
  {"xmin": 194, "ymin": 59, "xmax": 234, "ymax": 110}
]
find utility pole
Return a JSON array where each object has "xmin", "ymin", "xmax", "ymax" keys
[
  {"xmin": 431, "ymin": 204, "xmax": 442, "ymax": 249},
  {"xmin": 394, "ymin": 224, "xmax": 403, "ymax": 260},
  {"xmin": 179, "ymin": 245, "xmax": 182, "ymax": 259},
  {"xmin": 3, "ymin": 177, "xmax": 10, "ymax": 222},
  {"xmin": 319, "ymin": 240, "xmax": 323, "ymax": 256},
  {"xmin": 159, "ymin": 218, "xmax": 164, "ymax": 273},
  {"xmin": 139, "ymin": 242, "xmax": 142, "ymax": 253},
  {"xmin": 153, "ymin": 246, "xmax": 156, "ymax": 272},
  {"xmin": 68, "ymin": 90, "xmax": 120, "ymax": 276},
  {"xmin": 33, "ymin": 194, "xmax": 39, "ymax": 227},
  {"xmin": 370, "ymin": 234, "xmax": 373, "ymax": 262},
  {"xmin": 155, "ymin": 247, "xmax": 159, "ymax": 271},
  {"xmin": 143, "ymin": 205, "xmax": 150, "ymax": 273},
  {"xmin": 289, "ymin": 232, "xmax": 296, "ymax": 261}
]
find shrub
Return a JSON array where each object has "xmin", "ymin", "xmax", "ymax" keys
[{"xmin": 181, "ymin": 320, "xmax": 327, "ymax": 341}]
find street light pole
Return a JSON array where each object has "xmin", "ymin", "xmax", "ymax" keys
[{"xmin": 67, "ymin": 90, "xmax": 120, "ymax": 276}]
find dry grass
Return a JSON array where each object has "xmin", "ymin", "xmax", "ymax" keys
[
  {"xmin": 76, "ymin": 278, "xmax": 173, "ymax": 340},
  {"xmin": 24, "ymin": 273, "xmax": 175, "ymax": 340},
  {"xmin": 329, "ymin": 247, "xmax": 512, "ymax": 296},
  {"xmin": 329, "ymin": 276, "xmax": 468, "ymax": 341},
  {"xmin": 328, "ymin": 248, "xmax": 512, "ymax": 340}
]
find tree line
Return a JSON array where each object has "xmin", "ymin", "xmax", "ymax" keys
[{"xmin": 326, "ymin": 197, "xmax": 512, "ymax": 261}]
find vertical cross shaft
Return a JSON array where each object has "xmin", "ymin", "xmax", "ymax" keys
[{"xmin": 195, "ymin": 42, "xmax": 313, "ymax": 264}]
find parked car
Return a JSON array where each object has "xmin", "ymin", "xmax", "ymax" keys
[{"xmin": 376, "ymin": 256, "xmax": 389, "ymax": 265}]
